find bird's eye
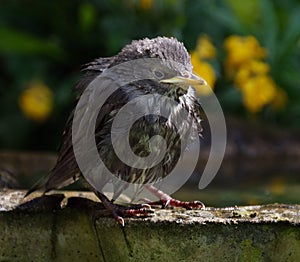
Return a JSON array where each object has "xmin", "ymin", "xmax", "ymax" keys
[
  {"xmin": 182, "ymin": 72, "xmax": 190, "ymax": 78},
  {"xmin": 153, "ymin": 70, "xmax": 164, "ymax": 79}
]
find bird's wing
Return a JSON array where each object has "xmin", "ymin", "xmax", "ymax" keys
[
  {"xmin": 25, "ymin": 57, "xmax": 115, "ymax": 196},
  {"xmin": 74, "ymin": 57, "xmax": 116, "ymax": 96}
]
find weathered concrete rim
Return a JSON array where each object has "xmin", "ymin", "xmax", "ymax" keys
[
  {"xmin": 1, "ymin": 190, "xmax": 299, "ymax": 225},
  {"xmin": 1, "ymin": 190, "xmax": 299, "ymax": 261}
]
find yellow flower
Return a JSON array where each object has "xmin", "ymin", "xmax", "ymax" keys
[
  {"xmin": 195, "ymin": 35, "xmax": 217, "ymax": 60},
  {"xmin": 191, "ymin": 51, "xmax": 216, "ymax": 95},
  {"xmin": 223, "ymin": 34, "xmax": 286, "ymax": 114},
  {"xmin": 269, "ymin": 177, "xmax": 286, "ymax": 195},
  {"xmin": 139, "ymin": 0, "xmax": 153, "ymax": 10},
  {"xmin": 241, "ymin": 75, "xmax": 276, "ymax": 113},
  {"xmin": 235, "ymin": 60, "xmax": 270, "ymax": 87},
  {"xmin": 224, "ymin": 35, "xmax": 267, "ymax": 78},
  {"xmin": 19, "ymin": 81, "xmax": 53, "ymax": 123},
  {"xmin": 271, "ymin": 87, "xmax": 287, "ymax": 111}
]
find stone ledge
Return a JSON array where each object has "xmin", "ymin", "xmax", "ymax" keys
[{"xmin": 0, "ymin": 190, "xmax": 299, "ymax": 261}]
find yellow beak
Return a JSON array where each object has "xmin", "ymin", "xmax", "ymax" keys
[{"xmin": 160, "ymin": 73, "xmax": 207, "ymax": 87}]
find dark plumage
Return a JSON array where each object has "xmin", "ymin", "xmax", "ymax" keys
[{"xmin": 26, "ymin": 37, "xmax": 206, "ymax": 225}]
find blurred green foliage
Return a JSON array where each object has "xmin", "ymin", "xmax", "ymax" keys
[{"xmin": 0, "ymin": 0, "xmax": 300, "ymax": 151}]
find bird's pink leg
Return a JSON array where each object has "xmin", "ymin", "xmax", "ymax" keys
[{"xmin": 145, "ymin": 185, "xmax": 205, "ymax": 209}]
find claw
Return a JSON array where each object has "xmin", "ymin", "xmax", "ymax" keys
[
  {"xmin": 140, "ymin": 203, "xmax": 151, "ymax": 209},
  {"xmin": 163, "ymin": 198, "xmax": 171, "ymax": 208},
  {"xmin": 116, "ymin": 216, "xmax": 125, "ymax": 227}
]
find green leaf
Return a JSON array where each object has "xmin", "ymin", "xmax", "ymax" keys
[
  {"xmin": 278, "ymin": 7, "xmax": 300, "ymax": 63},
  {"xmin": 259, "ymin": 0, "xmax": 279, "ymax": 64},
  {"xmin": 0, "ymin": 27, "xmax": 64, "ymax": 58},
  {"xmin": 78, "ymin": 2, "xmax": 97, "ymax": 33},
  {"xmin": 225, "ymin": 0, "xmax": 260, "ymax": 29},
  {"xmin": 210, "ymin": 5, "xmax": 245, "ymax": 33}
]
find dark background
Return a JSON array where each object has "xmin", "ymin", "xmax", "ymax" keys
[{"xmin": 1, "ymin": 0, "xmax": 300, "ymax": 151}]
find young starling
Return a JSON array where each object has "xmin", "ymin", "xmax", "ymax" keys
[{"xmin": 26, "ymin": 37, "xmax": 206, "ymax": 225}]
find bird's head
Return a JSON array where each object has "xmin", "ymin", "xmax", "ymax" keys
[{"xmin": 114, "ymin": 36, "xmax": 207, "ymax": 91}]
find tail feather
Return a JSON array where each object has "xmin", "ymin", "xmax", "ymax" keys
[
  {"xmin": 24, "ymin": 170, "xmax": 81, "ymax": 198},
  {"xmin": 24, "ymin": 174, "xmax": 50, "ymax": 198}
]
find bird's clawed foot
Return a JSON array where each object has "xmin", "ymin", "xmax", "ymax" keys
[
  {"xmin": 146, "ymin": 198, "xmax": 205, "ymax": 210},
  {"xmin": 94, "ymin": 192, "xmax": 153, "ymax": 226},
  {"xmin": 145, "ymin": 185, "xmax": 205, "ymax": 210},
  {"xmin": 94, "ymin": 203, "xmax": 153, "ymax": 227},
  {"xmin": 115, "ymin": 204, "xmax": 154, "ymax": 226}
]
